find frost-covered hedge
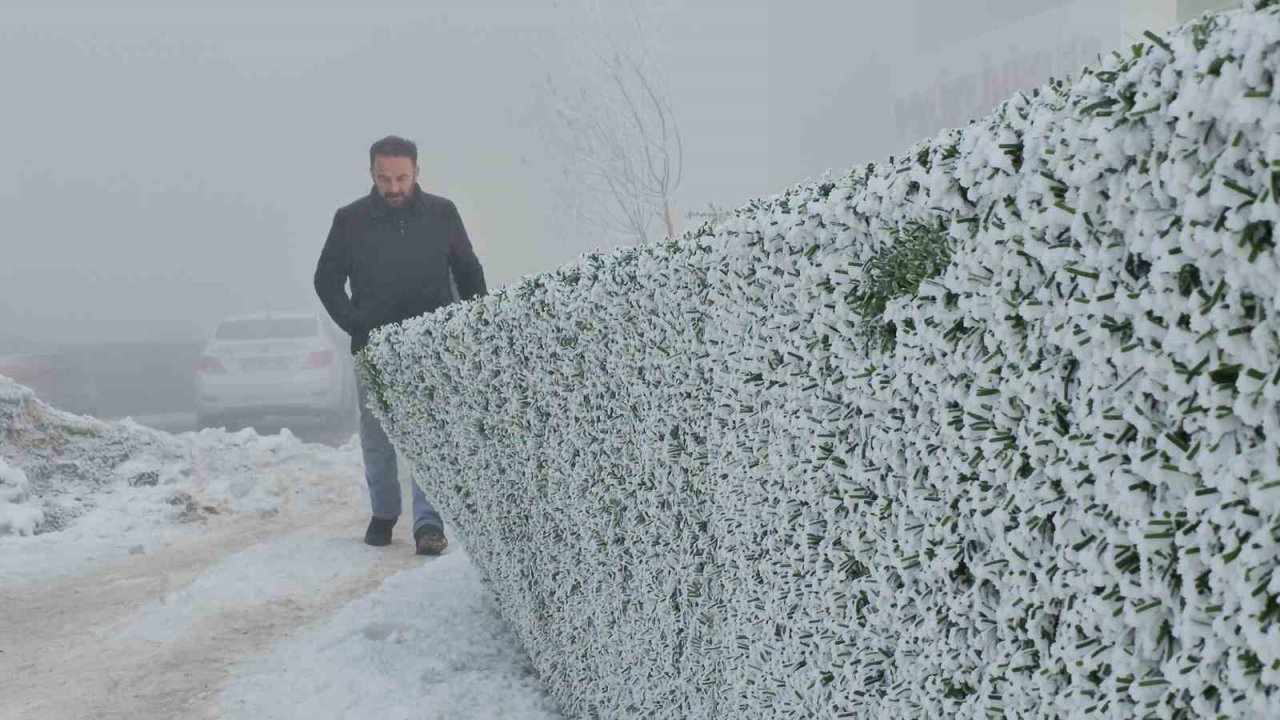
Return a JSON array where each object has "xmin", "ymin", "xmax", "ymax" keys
[{"xmin": 364, "ymin": 3, "xmax": 1280, "ymax": 717}]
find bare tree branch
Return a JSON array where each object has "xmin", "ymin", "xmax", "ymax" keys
[{"xmin": 539, "ymin": 29, "xmax": 684, "ymax": 247}]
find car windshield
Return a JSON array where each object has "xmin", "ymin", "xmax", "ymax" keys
[{"xmin": 215, "ymin": 317, "xmax": 318, "ymax": 341}]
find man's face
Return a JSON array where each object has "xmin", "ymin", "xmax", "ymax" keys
[{"xmin": 371, "ymin": 154, "xmax": 418, "ymax": 206}]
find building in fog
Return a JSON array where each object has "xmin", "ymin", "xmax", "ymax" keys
[
  {"xmin": 764, "ymin": 0, "xmax": 1241, "ymax": 185},
  {"xmin": 895, "ymin": 0, "xmax": 1238, "ymax": 145}
]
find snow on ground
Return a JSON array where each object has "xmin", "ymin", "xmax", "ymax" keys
[
  {"xmin": 219, "ymin": 550, "xmax": 563, "ymax": 720},
  {"xmin": 113, "ymin": 530, "xmax": 386, "ymax": 644},
  {"xmin": 0, "ymin": 376, "xmax": 562, "ymax": 719},
  {"xmin": 0, "ymin": 454, "xmax": 42, "ymax": 536},
  {"xmin": 0, "ymin": 434, "xmax": 362, "ymax": 587},
  {"xmin": 0, "ymin": 375, "xmax": 365, "ymax": 587}
]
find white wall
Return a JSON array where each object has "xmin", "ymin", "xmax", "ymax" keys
[
  {"xmin": 1179, "ymin": 0, "xmax": 1239, "ymax": 20},
  {"xmin": 898, "ymin": 0, "xmax": 1218, "ymax": 149},
  {"xmin": 1124, "ymin": 0, "xmax": 1178, "ymax": 45},
  {"xmin": 893, "ymin": 0, "xmax": 1122, "ymax": 147},
  {"xmin": 762, "ymin": 0, "xmax": 1242, "ymax": 190}
]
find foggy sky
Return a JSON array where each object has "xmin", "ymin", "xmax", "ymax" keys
[{"xmin": 0, "ymin": 0, "xmax": 1179, "ymax": 347}]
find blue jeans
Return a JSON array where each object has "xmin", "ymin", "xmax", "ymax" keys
[{"xmin": 357, "ymin": 375, "xmax": 443, "ymax": 534}]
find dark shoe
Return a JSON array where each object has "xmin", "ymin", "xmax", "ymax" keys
[
  {"xmin": 414, "ymin": 525, "xmax": 448, "ymax": 556},
  {"xmin": 364, "ymin": 516, "xmax": 396, "ymax": 547}
]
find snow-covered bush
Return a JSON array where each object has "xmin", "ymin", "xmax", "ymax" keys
[{"xmin": 364, "ymin": 3, "xmax": 1280, "ymax": 717}]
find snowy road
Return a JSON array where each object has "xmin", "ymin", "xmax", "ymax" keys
[
  {"xmin": 2, "ymin": 506, "xmax": 370, "ymax": 718},
  {"xmin": 0, "ymin": 382, "xmax": 560, "ymax": 719},
  {"xmin": 0, "ymin": 501, "xmax": 561, "ymax": 720}
]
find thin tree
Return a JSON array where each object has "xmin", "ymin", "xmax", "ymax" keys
[{"xmin": 544, "ymin": 40, "xmax": 684, "ymax": 247}]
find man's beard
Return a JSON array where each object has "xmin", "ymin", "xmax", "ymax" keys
[{"xmin": 381, "ymin": 190, "xmax": 407, "ymax": 206}]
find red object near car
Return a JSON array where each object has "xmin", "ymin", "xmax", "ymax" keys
[{"xmin": 0, "ymin": 352, "xmax": 56, "ymax": 399}]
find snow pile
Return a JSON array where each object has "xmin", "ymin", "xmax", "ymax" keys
[
  {"xmin": 218, "ymin": 550, "xmax": 563, "ymax": 720},
  {"xmin": 0, "ymin": 376, "xmax": 363, "ymax": 585},
  {"xmin": 0, "ymin": 455, "xmax": 42, "ymax": 536},
  {"xmin": 364, "ymin": 3, "xmax": 1280, "ymax": 717}
]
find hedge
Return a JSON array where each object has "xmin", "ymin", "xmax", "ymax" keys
[{"xmin": 363, "ymin": 3, "xmax": 1280, "ymax": 716}]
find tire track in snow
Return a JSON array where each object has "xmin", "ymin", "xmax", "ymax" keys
[{"xmin": 0, "ymin": 505, "xmax": 427, "ymax": 720}]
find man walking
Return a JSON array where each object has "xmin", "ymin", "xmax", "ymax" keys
[{"xmin": 314, "ymin": 135, "xmax": 486, "ymax": 555}]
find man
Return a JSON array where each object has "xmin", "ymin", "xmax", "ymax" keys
[{"xmin": 314, "ymin": 135, "xmax": 486, "ymax": 555}]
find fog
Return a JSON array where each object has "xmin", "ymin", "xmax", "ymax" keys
[
  {"xmin": 1, "ymin": 0, "xmax": 772, "ymax": 348},
  {"xmin": 0, "ymin": 0, "xmax": 1196, "ymax": 422}
]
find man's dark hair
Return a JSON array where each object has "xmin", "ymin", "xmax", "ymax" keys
[{"xmin": 369, "ymin": 136, "xmax": 418, "ymax": 167}]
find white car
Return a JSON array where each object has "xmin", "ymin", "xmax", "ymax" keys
[{"xmin": 195, "ymin": 312, "xmax": 358, "ymax": 432}]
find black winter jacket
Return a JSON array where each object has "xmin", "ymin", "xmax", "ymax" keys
[{"xmin": 314, "ymin": 186, "xmax": 487, "ymax": 353}]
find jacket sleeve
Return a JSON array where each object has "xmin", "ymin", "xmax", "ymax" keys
[
  {"xmin": 314, "ymin": 210, "xmax": 364, "ymax": 337},
  {"xmin": 445, "ymin": 201, "xmax": 487, "ymax": 301}
]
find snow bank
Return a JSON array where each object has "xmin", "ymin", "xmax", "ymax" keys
[
  {"xmin": 364, "ymin": 3, "xmax": 1280, "ymax": 717},
  {"xmin": 0, "ymin": 376, "xmax": 363, "ymax": 586},
  {"xmin": 0, "ymin": 455, "xmax": 43, "ymax": 536}
]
